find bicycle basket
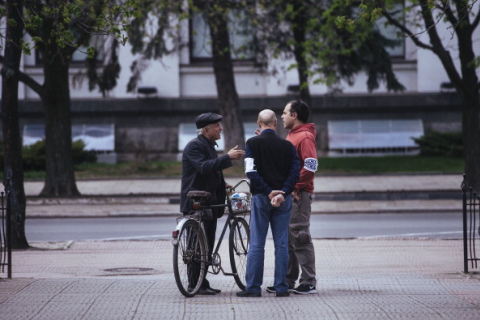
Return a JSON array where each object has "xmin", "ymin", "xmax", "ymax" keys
[{"xmin": 226, "ymin": 192, "xmax": 251, "ymax": 214}]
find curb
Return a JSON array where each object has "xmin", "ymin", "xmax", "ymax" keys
[{"xmin": 26, "ymin": 189, "xmax": 462, "ymax": 205}]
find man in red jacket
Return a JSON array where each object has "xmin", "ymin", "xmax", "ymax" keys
[{"xmin": 268, "ymin": 99, "xmax": 318, "ymax": 295}]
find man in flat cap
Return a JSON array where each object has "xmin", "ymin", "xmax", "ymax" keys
[{"xmin": 180, "ymin": 112, "xmax": 245, "ymax": 295}]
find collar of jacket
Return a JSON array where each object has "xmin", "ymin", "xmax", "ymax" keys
[
  {"xmin": 198, "ymin": 134, "xmax": 218, "ymax": 147},
  {"xmin": 260, "ymin": 129, "xmax": 276, "ymax": 135}
]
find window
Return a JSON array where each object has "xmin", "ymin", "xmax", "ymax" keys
[
  {"xmin": 23, "ymin": 124, "xmax": 114, "ymax": 151},
  {"xmin": 35, "ymin": 44, "xmax": 104, "ymax": 65},
  {"xmin": 178, "ymin": 122, "xmax": 257, "ymax": 151},
  {"xmin": 190, "ymin": 4, "xmax": 254, "ymax": 61},
  {"xmin": 327, "ymin": 119, "xmax": 424, "ymax": 155}
]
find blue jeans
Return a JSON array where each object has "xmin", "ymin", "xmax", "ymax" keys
[{"xmin": 245, "ymin": 194, "xmax": 292, "ymax": 293}]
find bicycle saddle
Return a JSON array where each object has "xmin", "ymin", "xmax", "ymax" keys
[{"xmin": 186, "ymin": 190, "xmax": 211, "ymax": 202}]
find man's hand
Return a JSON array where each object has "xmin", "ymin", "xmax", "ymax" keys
[
  {"xmin": 227, "ymin": 145, "xmax": 245, "ymax": 160},
  {"xmin": 271, "ymin": 194, "xmax": 285, "ymax": 207},
  {"xmin": 268, "ymin": 190, "xmax": 285, "ymax": 200},
  {"xmin": 291, "ymin": 191, "xmax": 301, "ymax": 201}
]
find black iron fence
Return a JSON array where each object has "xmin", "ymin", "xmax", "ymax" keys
[
  {"xmin": 462, "ymin": 174, "xmax": 480, "ymax": 273},
  {"xmin": 1, "ymin": 178, "xmax": 12, "ymax": 278}
]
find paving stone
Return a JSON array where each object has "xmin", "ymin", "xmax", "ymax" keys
[{"xmin": 1, "ymin": 239, "xmax": 479, "ymax": 319}]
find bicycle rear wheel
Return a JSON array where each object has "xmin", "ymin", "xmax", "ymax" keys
[
  {"xmin": 173, "ymin": 219, "xmax": 208, "ymax": 297},
  {"xmin": 229, "ymin": 217, "xmax": 250, "ymax": 290}
]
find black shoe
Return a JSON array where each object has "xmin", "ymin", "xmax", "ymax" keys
[
  {"xmin": 266, "ymin": 286, "xmax": 276, "ymax": 293},
  {"xmin": 293, "ymin": 284, "xmax": 317, "ymax": 295},
  {"xmin": 236, "ymin": 290, "xmax": 261, "ymax": 297},
  {"xmin": 197, "ymin": 287, "xmax": 217, "ymax": 295},
  {"xmin": 206, "ymin": 286, "xmax": 221, "ymax": 293},
  {"xmin": 276, "ymin": 291, "xmax": 290, "ymax": 297},
  {"xmin": 266, "ymin": 285, "xmax": 294, "ymax": 293}
]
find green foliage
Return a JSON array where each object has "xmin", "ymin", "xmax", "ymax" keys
[
  {"xmin": 22, "ymin": 140, "xmax": 46, "ymax": 171},
  {"xmin": 0, "ymin": 139, "xmax": 97, "ymax": 172},
  {"xmin": 317, "ymin": 155, "xmax": 464, "ymax": 175},
  {"xmin": 468, "ymin": 56, "xmax": 480, "ymax": 69},
  {"xmin": 72, "ymin": 140, "xmax": 98, "ymax": 165},
  {"xmin": 9, "ymin": 155, "xmax": 464, "ymax": 180},
  {"xmin": 412, "ymin": 131, "xmax": 465, "ymax": 158},
  {"xmin": 0, "ymin": 1, "xmax": 138, "ymax": 55},
  {"xmin": 254, "ymin": 0, "xmax": 405, "ymax": 93}
]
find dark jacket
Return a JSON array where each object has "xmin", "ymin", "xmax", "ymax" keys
[
  {"xmin": 245, "ymin": 129, "xmax": 300, "ymax": 196},
  {"xmin": 180, "ymin": 134, "xmax": 232, "ymax": 216}
]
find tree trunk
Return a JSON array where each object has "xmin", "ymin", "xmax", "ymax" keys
[
  {"xmin": 291, "ymin": 1, "xmax": 312, "ymax": 110},
  {"xmin": 455, "ymin": 13, "xmax": 480, "ymax": 192},
  {"xmin": 1, "ymin": 0, "xmax": 29, "ymax": 249},
  {"xmin": 462, "ymin": 93, "xmax": 480, "ymax": 192},
  {"xmin": 39, "ymin": 21, "xmax": 80, "ymax": 197},
  {"xmin": 207, "ymin": 8, "xmax": 245, "ymax": 158},
  {"xmin": 416, "ymin": 0, "xmax": 480, "ymax": 191}
]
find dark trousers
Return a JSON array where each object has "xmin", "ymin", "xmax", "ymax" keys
[{"xmin": 186, "ymin": 216, "xmax": 217, "ymax": 289}]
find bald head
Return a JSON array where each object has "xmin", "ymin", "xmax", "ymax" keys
[
  {"xmin": 257, "ymin": 109, "xmax": 277, "ymax": 131},
  {"xmin": 258, "ymin": 109, "xmax": 276, "ymax": 125}
]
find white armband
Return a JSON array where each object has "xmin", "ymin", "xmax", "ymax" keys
[
  {"xmin": 304, "ymin": 158, "xmax": 318, "ymax": 172},
  {"xmin": 244, "ymin": 157, "xmax": 256, "ymax": 173}
]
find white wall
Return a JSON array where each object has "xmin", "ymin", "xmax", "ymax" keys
[
  {"xmin": 417, "ymin": 2, "xmax": 480, "ymax": 92},
  {"xmin": 3, "ymin": 2, "xmax": 480, "ymax": 101}
]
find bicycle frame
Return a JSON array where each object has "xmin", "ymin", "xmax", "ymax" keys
[
  {"xmin": 172, "ymin": 179, "xmax": 250, "ymax": 296},
  {"xmin": 172, "ymin": 179, "xmax": 250, "ymax": 276},
  {"xmin": 201, "ymin": 179, "xmax": 250, "ymax": 276}
]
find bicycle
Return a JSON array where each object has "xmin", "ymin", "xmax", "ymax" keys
[{"xmin": 172, "ymin": 179, "xmax": 251, "ymax": 297}]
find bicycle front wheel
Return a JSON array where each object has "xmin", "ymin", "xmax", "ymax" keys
[
  {"xmin": 229, "ymin": 217, "xmax": 250, "ymax": 290},
  {"xmin": 173, "ymin": 219, "xmax": 208, "ymax": 297}
]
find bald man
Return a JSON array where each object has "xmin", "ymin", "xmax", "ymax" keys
[{"xmin": 237, "ymin": 109, "xmax": 300, "ymax": 298}]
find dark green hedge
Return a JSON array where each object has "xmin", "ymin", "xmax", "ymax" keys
[
  {"xmin": 412, "ymin": 131, "xmax": 464, "ymax": 157},
  {"xmin": 0, "ymin": 139, "xmax": 97, "ymax": 171}
]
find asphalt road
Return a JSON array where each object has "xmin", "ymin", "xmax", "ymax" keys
[{"xmin": 26, "ymin": 212, "xmax": 463, "ymax": 242}]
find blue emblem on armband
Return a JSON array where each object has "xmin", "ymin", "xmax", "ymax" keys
[{"xmin": 304, "ymin": 158, "xmax": 318, "ymax": 172}]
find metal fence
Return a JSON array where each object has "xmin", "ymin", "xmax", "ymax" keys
[
  {"xmin": 462, "ymin": 174, "xmax": 480, "ymax": 273},
  {"xmin": 1, "ymin": 178, "xmax": 12, "ymax": 278}
]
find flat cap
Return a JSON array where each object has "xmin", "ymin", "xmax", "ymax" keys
[{"xmin": 195, "ymin": 112, "xmax": 223, "ymax": 129}]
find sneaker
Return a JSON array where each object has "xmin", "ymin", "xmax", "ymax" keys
[
  {"xmin": 266, "ymin": 285, "xmax": 294, "ymax": 293},
  {"xmin": 293, "ymin": 284, "xmax": 317, "ymax": 295},
  {"xmin": 236, "ymin": 290, "xmax": 261, "ymax": 297}
]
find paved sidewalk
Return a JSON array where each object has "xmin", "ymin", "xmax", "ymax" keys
[
  {"xmin": 24, "ymin": 175, "xmax": 463, "ymax": 196},
  {"xmin": 24, "ymin": 174, "xmax": 463, "ymax": 218},
  {"xmin": 2, "ymin": 174, "xmax": 478, "ymax": 319},
  {"xmin": 1, "ymin": 239, "xmax": 479, "ymax": 319}
]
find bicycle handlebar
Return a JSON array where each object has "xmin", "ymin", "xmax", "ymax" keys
[{"xmin": 230, "ymin": 179, "xmax": 250, "ymax": 191}]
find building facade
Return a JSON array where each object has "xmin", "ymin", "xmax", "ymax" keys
[{"xmin": 2, "ymin": 3, "xmax": 479, "ymax": 162}]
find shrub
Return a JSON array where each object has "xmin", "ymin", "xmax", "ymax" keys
[
  {"xmin": 412, "ymin": 131, "xmax": 464, "ymax": 158},
  {"xmin": 0, "ymin": 139, "xmax": 97, "ymax": 171},
  {"xmin": 72, "ymin": 140, "xmax": 97, "ymax": 165},
  {"xmin": 22, "ymin": 140, "xmax": 46, "ymax": 171}
]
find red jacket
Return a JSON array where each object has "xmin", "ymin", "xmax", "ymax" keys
[{"xmin": 286, "ymin": 123, "xmax": 318, "ymax": 193}]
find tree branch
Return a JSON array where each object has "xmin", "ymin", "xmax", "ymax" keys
[
  {"xmin": 472, "ymin": 2, "xmax": 480, "ymax": 30},
  {"xmin": 0, "ymin": 54, "xmax": 43, "ymax": 96},
  {"xmin": 380, "ymin": 6, "xmax": 433, "ymax": 51},
  {"xmin": 438, "ymin": 1, "xmax": 458, "ymax": 28},
  {"xmin": 18, "ymin": 69, "xmax": 43, "ymax": 96},
  {"xmin": 452, "ymin": 0, "xmax": 475, "ymax": 33},
  {"xmin": 418, "ymin": 0, "xmax": 463, "ymax": 86}
]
